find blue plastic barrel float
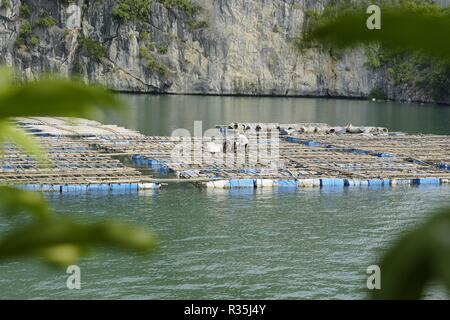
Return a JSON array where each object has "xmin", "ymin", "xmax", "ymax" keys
[
  {"xmin": 229, "ymin": 179, "xmax": 256, "ymax": 189},
  {"xmin": 274, "ymin": 180, "xmax": 298, "ymax": 188},
  {"xmin": 320, "ymin": 178, "xmax": 345, "ymax": 188},
  {"xmin": 367, "ymin": 179, "xmax": 390, "ymax": 187},
  {"xmin": 413, "ymin": 178, "xmax": 441, "ymax": 185}
]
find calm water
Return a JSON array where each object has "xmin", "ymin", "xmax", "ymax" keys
[
  {"xmin": 105, "ymin": 95, "xmax": 450, "ymax": 136},
  {"xmin": 0, "ymin": 96, "xmax": 449, "ymax": 299}
]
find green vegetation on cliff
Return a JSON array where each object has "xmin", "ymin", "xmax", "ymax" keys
[
  {"xmin": 0, "ymin": 0, "xmax": 12, "ymax": 9},
  {"xmin": 112, "ymin": 0, "xmax": 151, "ymax": 23},
  {"xmin": 299, "ymin": 0, "xmax": 450, "ymax": 102},
  {"xmin": 112, "ymin": 0, "xmax": 201, "ymax": 23},
  {"xmin": 157, "ymin": 0, "xmax": 201, "ymax": 16},
  {"xmin": 19, "ymin": 3, "xmax": 31, "ymax": 18},
  {"xmin": 139, "ymin": 47, "xmax": 170, "ymax": 77},
  {"xmin": 15, "ymin": 4, "xmax": 55, "ymax": 50},
  {"xmin": 80, "ymin": 37, "xmax": 106, "ymax": 62},
  {"xmin": 15, "ymin": 21, "xmax": 32, "ymax": 48},
  {"xmin": 35, "ymin": 12, "xmax": 57, "ymax": 28}
]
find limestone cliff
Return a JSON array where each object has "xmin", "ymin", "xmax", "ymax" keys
[{"xmin": 0, "ymin": 0, "xmax": 443, "ymax": 103}]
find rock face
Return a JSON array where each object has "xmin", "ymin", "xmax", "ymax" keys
[{"xmin": 0, "ymin": 0, "xmax": 442, "ymax": 103}]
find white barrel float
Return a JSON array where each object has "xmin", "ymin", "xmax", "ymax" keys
[
  {"xmin": 297, "ymin": 179, "xmax": 321, "ymax": 188},
  {"xmin": 138, "ymin": 183, "xmax": 162, "ymax": 190},
  {"xmin": 256, "ymin": 179, "xmax": 274, "ymax": 188},
  {"xmin": 391, "ymin": 179, "xmax": 412, "ymax": 186},
  {"xmin": 205, "ymin": 180, "xmax": 231, "ymax": 189}
]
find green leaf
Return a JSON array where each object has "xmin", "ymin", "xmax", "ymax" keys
[
  {"xmin": 0, "ymin": 219, "xmax": 157, "ymax": 267},
  {"xmin": 37, "ymin": 244, "xmax": 87, "ymax": 267},
  {"xmin": 0, "ymin": 67, "xmax": 156, "ymax": 269},
  {"xmin": 0, "ymin": 120, "xmax": 48, "ymax": 165},
  {"xmin": 0, "ymin": 77, "xmax": 123, "ymax": 119},
  {"xmin": 0, "ymin": 67, "xmax": 13, "ymax": 91},
  {"xmin": 372, "ymin": 208, "xmax": 450, "ymax": 299},
  {"xmin": 309, "ymin": 8, "xmax": 450, "ymax": 61},
  {"xmin": 371, "ymin": 225, "xmax": 432, "ymax": 299},
  {"xmin": 0, "ymin": 186, "xmax": 51, "ymax": 221}
]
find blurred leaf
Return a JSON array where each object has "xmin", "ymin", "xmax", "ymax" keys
[
  {"xmin": 0, "ymin": 120, "xmax": 48, "ymax": 165},
  {"xmin": 0, "ymin": 67, "xmax": 13, "ymax": 91},
  {"xmin": 372, "ymin": 208, "xmax": 450, "ymax": 299},
  {"xmin": 0, "ymin": 67, "xmax": 123, "ymax": 162},
  {"xmin": 0, "ymin": 219, "xmax": 157, "ymax": 267},
  {"xmin": 371, "ymin": 223, "xmax": 432, "ymax": 299},
  {"xmin": 0, "ymin": 66, "xmax": 156, "ymax": 268},
  {"xmin": 0, "ymin": 186, "xmax": 51, "ymax": 220},
  {"xmin": 309, "ymin": 8, "xmax": 450, "ymax": 61},
  {"xmin": 0, "ymin": 186, "xmax": 158, "ymax": 267},
  {"xmin": 37, "ymin": 244, "xmax": 87, "ymax": 267},
  {"xmin": 0, "ymin": 76, "xmax": 123, "ymax": 119}
]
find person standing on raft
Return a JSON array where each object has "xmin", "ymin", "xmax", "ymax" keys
[{"xmin": 237, "ymin": 133, "xmax": 250, "ymax": 153}]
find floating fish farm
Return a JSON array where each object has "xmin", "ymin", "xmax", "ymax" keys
[
  {"xmin": 0, "ymin": 117, "xmax": 160, "ymax": 192},
  {"xmin": 0, "ymin": 118, "xmax": 449, "ymax": 193}
]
